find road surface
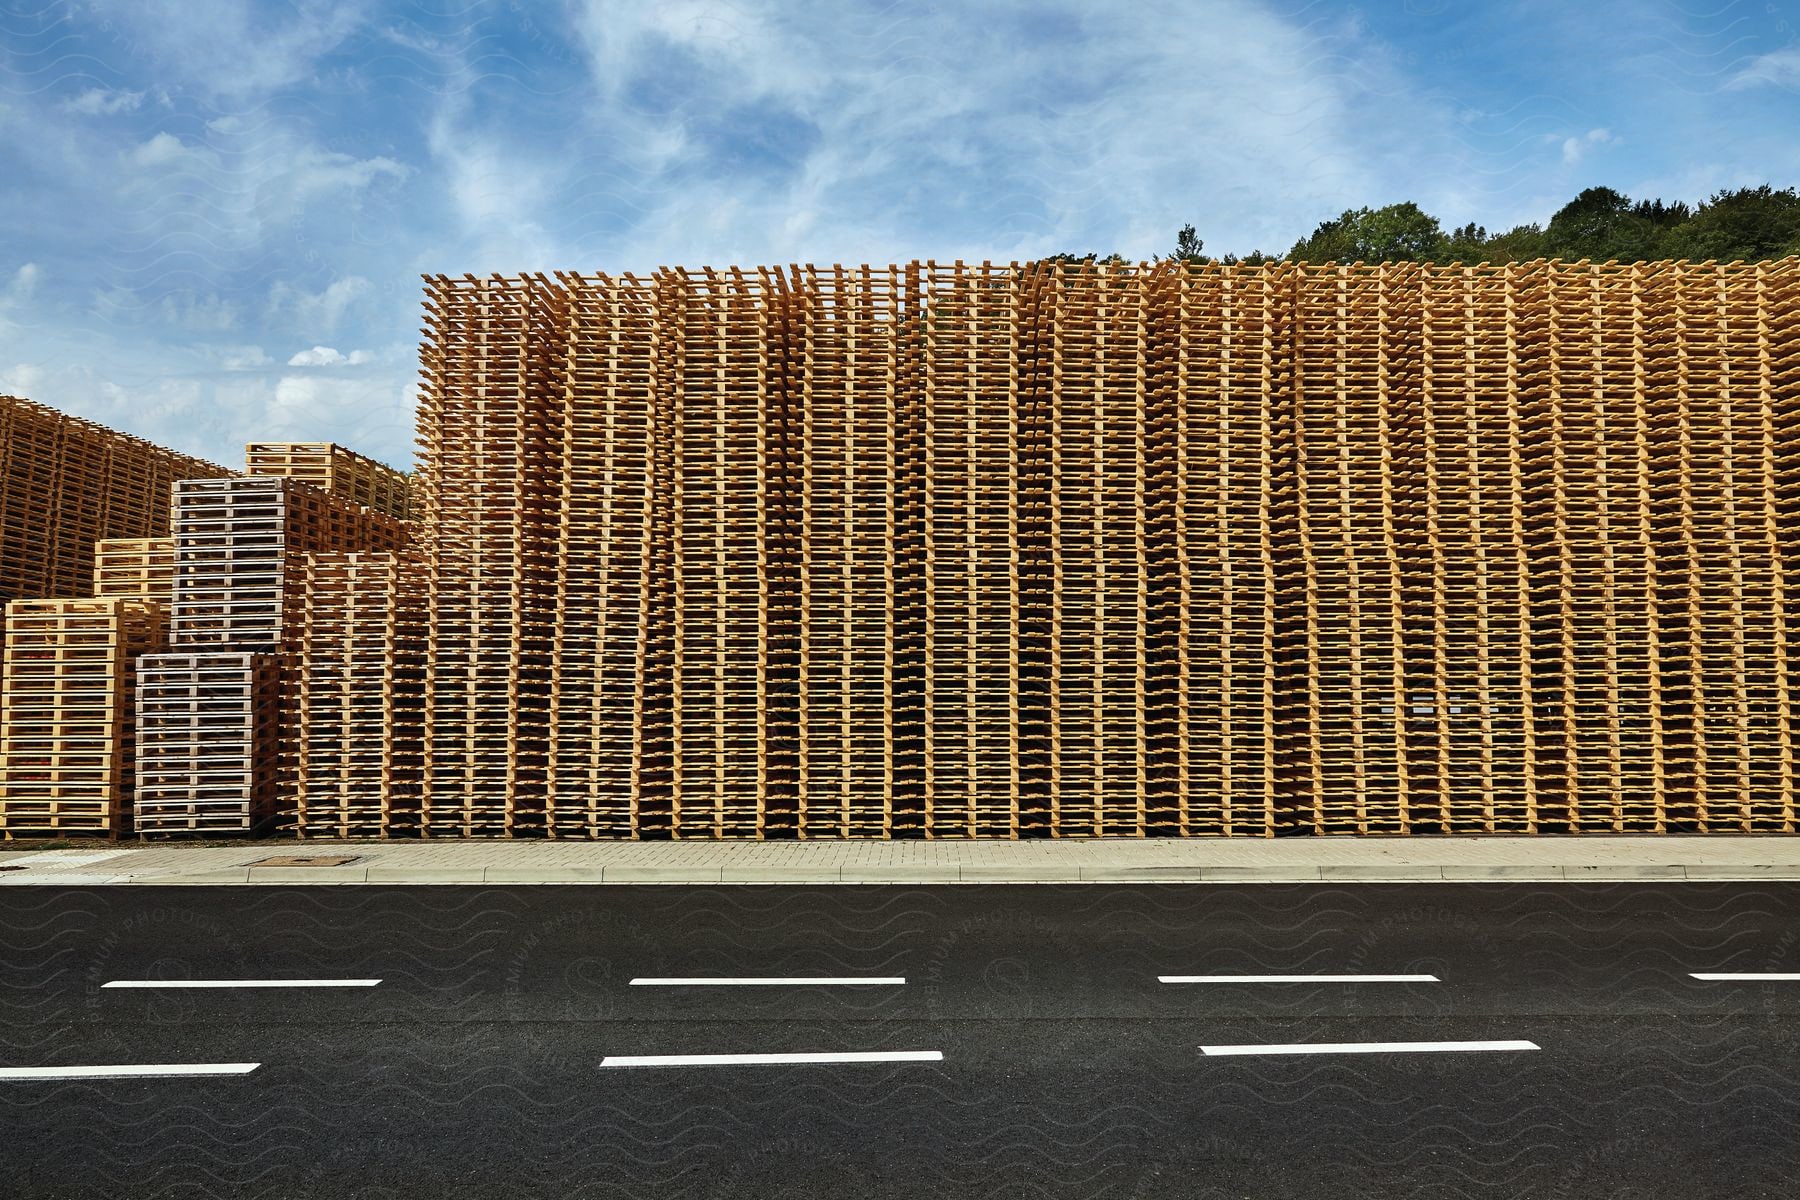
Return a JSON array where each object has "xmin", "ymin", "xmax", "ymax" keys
[{"xmin": 4, "ymin": 882, "xmax": 1799, "ymax": 1197}]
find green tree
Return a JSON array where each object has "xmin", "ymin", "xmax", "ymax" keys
[
  {"xmin": 1038, "ymin": 251, "xmax": 1127, "ymax": 267},
  {"xmin": 1287, "ymin": 202, "xmax": 1447, "ymax": 263},
  {"xmin": 1171, "ymin": 182, "xmax": 1797, "ymax": 268},
  {"xmin": 1660, "ymin": 186, "xmax": 1800, "ymax": 261},
  {"xmin": 1441, "ymin": 221, "xmax": 1490, "ymax": 263},
  {"xmin": 1632, "ymin": 198, "xmax": 1693, "ymax": 228},
  {"xmin": 1544, "ymin": 186, "xmax": 1663, "ymax": 261},
  {"xmin": 1170, "ymin": 223, "xmax": 1208, "ymax": 264},
  {"xmin": 1483, "ymin": 223, "xmax": 1548, "ymax": 262}
]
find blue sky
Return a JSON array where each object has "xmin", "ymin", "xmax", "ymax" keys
[{"xmin": 1, "ymin": 0, "xmax": 1795, "ymax": 468}]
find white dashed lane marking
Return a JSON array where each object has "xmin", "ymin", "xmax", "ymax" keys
[
  {"xmin": 1200, "ymin": 1040, "xmax": 1539, "ymax": 1057},
  {"xmin": 601, "ymin": 1051, "xmax": 942, "ymax": 1068},
  {"xmin": 628, "ymin": 977, "xmax": 905, "ymax": 986},
  {"xmin": 0, "ymin": 1063, "xmax": 261, "ymax": 1080},
  {"xmin": 1160, "ymin": 974, "xmax": 1439, "ymax": 984},
  {"xmin": 102, "ymin": 980, "xmax": 382, "ymax": 989}
]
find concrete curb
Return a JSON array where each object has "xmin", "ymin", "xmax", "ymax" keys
[{"xmin": 7, "ymin": 864, "xmax": 1800, "ymax": 886}]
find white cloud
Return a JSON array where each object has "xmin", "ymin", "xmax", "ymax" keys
[
  {"xmin": 0, "ymin": 361, "xmax": 236, "ymax": 463},
  {"xmin": 286, "ymin": 345, "xmax": 372, "ymax": 367},
  {"xmin": 81, "ymin": 0, "xmax": 367, "ymax": 101},
  {"xmin": 420, "ymin": 94, "xmax": 561, "ymax": 266},
  {"xmin": 536, "ymin": 0, "xmax": 1452, "ymax": 266},
  {"xmin": 1727, "ymin": 48, "xmax": 1800, "ymax": 90},
  {"xmin": 130, "ymin": 132, "xmax": 198, "ymax": 169},
  {"xmin": 574, "ymin": 1, "xmax": 825, "ymax": 106},
  {"xmin": 0, "ymin": 362, "xmax": 46, "ymax": 395},
  {"xmin": 119, "ymin": 124, "xmax": 404, "ymax": 260},
  {"xmin": 157, "ymin": 292, "xmax": 240, "ymax": 333},
  {"xmin": 268, "ymin": 276, "xmax": 372, "ymax": 335},
  {"xmin": 265, "ymin": 372, "xmax": 416, "ymax": 457},
  {"xmin": 63, "ymin": 89, "xmax": 145, "ymax": 116},
  {"xmin": 1560, "ymin": 128, "xmax": 1616, "ymax": 166},
  {"xmin": 219, "ymin": 346, "xmax": 273, "ymax": 371},
  {"xmin": 0, "ymin": 351, "xmax": 413, "ymax": 467},
  {"xmin": 6, "ymin": 263, "xmax": 40, "ymax": 303}
]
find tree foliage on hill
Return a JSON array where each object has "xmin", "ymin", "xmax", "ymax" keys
[{"xmin": 1166, "ymin": 185, "xmax": 1800, "ymax": 266}]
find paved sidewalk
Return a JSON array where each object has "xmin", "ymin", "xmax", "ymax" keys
[{"xmin": 2, "ymin": 835, "xmax": 1798, "ymax": 885}]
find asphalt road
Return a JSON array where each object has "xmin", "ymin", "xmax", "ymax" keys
[{"xmin": 4, "ymin": 882, "xmax": 1800, "ymax": 1199}]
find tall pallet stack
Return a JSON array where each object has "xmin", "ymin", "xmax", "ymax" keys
[
  {"xmin": 544, "ymin": 273, "xmax": 667, "ymax": 838},
  {"xmin": 135, "ymin": 476, "xmax": 409, "ymax": 835},
  {"xmin": 415, "ymin": 275, "xmax": 563, "ymax": 836},
  {"xmin": 0, "ymin": 599, "xmax": 165, "ymax": 838},
  {"xmin": 670, "ymin": 268, "xmax": 798, "ymax": 837},
  {"xmin": 1274, "ymin": 258, "xmax": 1800, "ymax": 834},
  {"xmin": 1290, "ymin": 262, "xmax": 1421, "ymax": 834},
  {"xmin": 792, "ymin": 267, "xmax": 913, "ymax": 837},
  {"xmin": 289, "ymin": 552, "xmax": 425, "ymax": 837},
  {"xmin": 921, "ymin": 263, "xmax": 1023, "ymax": 836},
  {"xmin": 1171, "ymin": 265, "xmax": 1289, "ymax": 836},
  {"xmin": 0, "ymin": 395, "xmax": 228, "ymax": 606},
  {"xmin": 297, "ymin": 257, "xmax": 1800, "ymax": 839}
]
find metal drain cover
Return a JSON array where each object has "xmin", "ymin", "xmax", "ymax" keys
[{"xmin": 248, "ymin": 855, "xmax": 361, "ymax": 868}]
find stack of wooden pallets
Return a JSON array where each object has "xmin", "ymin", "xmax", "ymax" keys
[
  {"xmin": 668, "ymin": 268, "xmax": 792, "ymax": 838},
  {"xmin": 1411, "ymin": 263, "xmax": 1537, "ymax": 833},
  {"xmin": 1289, "ymin": 262, "xmax": 1420, "ymax": 835},
  {"xmin": 0, "ymin": 395, "xmax": 227, "ymax": 606},
  {"xmin": 544, "ymin": 273, "xmax": 665, "ymax": 838},
  {"xmin": 134, "ymin": 652, "xmax": 281, "ymax": 835},
  {"xmin": 0, "ymin": 598, "xmax": 165, "ymax": 838},
  {"xmin": 919, "ymin": 263, "xmax": 1023, "ymax": 836},
  {"xmin": 414, "ymin": 275, "xmax": 562, "ymax": 836},
  {"xmin": 245, "ymin": 442, "xmax": 412, "ymax": 520},
  {"xmin": 283, "ymin": 256, "xmax": 1800, "ymax": 839},
  {"xmin": 0, "ymin": 396, "xmax": 224, "ymax": 839},
  {"xmin": 791, "ymin": 266, "xmax": 910, "ymax": 837},
  {"xmin": 288, "ymin": 552, "xmax": 425, "ymax": 837},
  {"xmin": 1270, "ymin": 258, "xmax": 1800, "ymax": 835},
  {"xmin": 163, "ymin": 477, "xmax": 407, "ymax": 652},
  {"xmin": 135, "ymin": 475, "xmax": 410, "ymax": 835},
  {"xmin": 92, "ymin": 538, "xmax": 175, "ymax": 604},
  {"xmin": 1175, "ymin": 265, "xmax": 1288, "ymax": 837}
]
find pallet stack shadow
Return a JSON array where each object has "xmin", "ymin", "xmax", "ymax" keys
[
  {"xmin": 134, "ymin": 463, "xmax": 409, "ymax": 836},
  {"xmin": 0, "ymin": 397, "xmax": 227, "ymax": 840},
  {"xmin": 289, "ymin": 257, "xmax": 1800, "ymax": 839}
]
